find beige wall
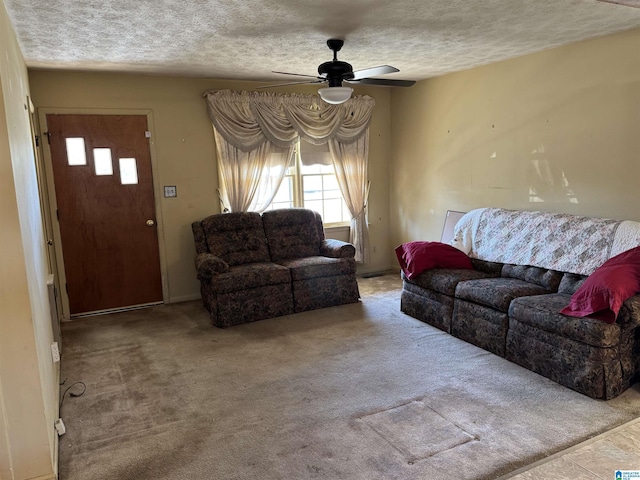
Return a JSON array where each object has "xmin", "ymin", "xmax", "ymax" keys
[
  {"xmin": 390, "ymin": 28, "xmax": 640, "ymax": 255},
  {"xmin": 0, "ymin": 0, "xmax": 58, "ymax": 478},
  {"xmin": 28, "ymin": 72, "xmax": 394, "ymax": 308}
]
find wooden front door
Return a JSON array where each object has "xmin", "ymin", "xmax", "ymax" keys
[{"xmin": 47, "ymin": 114, "xmax": 163, "ymax": 315}]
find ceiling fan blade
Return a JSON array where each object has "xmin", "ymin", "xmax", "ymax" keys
[
  {"xmin": 351, "ymin": 65, "xmax": 399, "ymax": 80},
  {"xmin": 272, "ymin": 71, "xmax": 324, "ymax": 80},
  {"xmin": 347, "ymin": 78, "xmax": 416, "ymax": 87},
  {"xmin": 257, "ymin": 80, "xmax": 326, "ymax": 89},
  {"xmin": 596, "ymin": 0, "xmax": 640, "ymax": 8}
]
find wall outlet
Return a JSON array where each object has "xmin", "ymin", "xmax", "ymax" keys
[
  {"xmin": 54, "ymin": 418, "xmax": 66, "ymax": 436},
  {"xmin": 51, "ymin": 342, "xmax": 60, "ymax": 363}
]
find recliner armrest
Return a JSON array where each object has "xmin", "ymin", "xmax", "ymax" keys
[
  {"xmin": 320, "ymin": 239, "xmax": 356, "ymax": 259},
  {"xmin": 195, "ymin": 253, "xmax": 230, "ymax": 279}
]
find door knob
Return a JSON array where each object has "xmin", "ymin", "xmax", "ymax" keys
[{"xmin": 146, "ymin": 219, "xmax": 155, "ymax": 227}]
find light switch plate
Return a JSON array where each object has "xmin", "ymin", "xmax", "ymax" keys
[{"xmin": 164, "ymin": 186, "xmax": 177, "ymax": 198}]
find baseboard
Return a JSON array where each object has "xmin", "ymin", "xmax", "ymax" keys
[
  {"xmin": 26, "ymin": 473, "xmax": 57, "ymax": 480},
  {"xmin": 358, "ymin": 267, "xmax": 400, "ymax": 278},
  {"xmin": 168, "ymin": 293, "xmax": 202, "ymax": 303}
]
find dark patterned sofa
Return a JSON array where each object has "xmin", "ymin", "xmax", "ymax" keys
[
  {"xmin": 400, "ymin": 208, "xmax": 640, "ymax": 399},
  {"xmin": 192, "ymin": 208, "xmax": 360, "ymax": 328}
]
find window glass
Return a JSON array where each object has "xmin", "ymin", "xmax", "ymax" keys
[
  {"xmin": 302, "ymin": 175, "xmax": 323, "ymax": 200},
  {"xmin": 65, "ymin": 137, "xmax": 87, "ymax": 166},
  {"xmin": 93, "ymin": 148, "xmax": 113, "ymax": 176},
  {"xmin": 119, "ymin": 158, "xmax": 139, "ymax": 185},
  {"xmin": 263, "ymin": 141, "xmax": 351, "ymax": 225},
  {"xmin": 269, "ymin": 176, "xmax": 294, "ymax": 210}
]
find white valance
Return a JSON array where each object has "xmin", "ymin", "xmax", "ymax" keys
[{"xmin": 204, "ymin": 90, "xmax": 375, "ymax": 151}]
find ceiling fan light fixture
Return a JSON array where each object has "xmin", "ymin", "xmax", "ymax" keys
[{"xmin": 318, "ymin": 86, "xmax": 353, "ymax": 104}]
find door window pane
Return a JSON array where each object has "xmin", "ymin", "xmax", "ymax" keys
[
  {"xmin": 119, "ymin": 158, "xmax": 139, "ymax": 185},
  {"xmin": 65, "ymin": 137, "xmax": 87, "ymax": 166},
  {"xmin": 93, "ymin": 148, "xmax": 113, "ymax": 176}
]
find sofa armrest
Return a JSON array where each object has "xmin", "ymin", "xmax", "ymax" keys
[
  {"xmin": 618, "ymin": 295, "xmax": 640, "ymax": 326},
  {"xmin": 320, "ymin": 239, "xmax": 356, "ymax": 259},
  {"xmin": 195, "ymin": 253, "xmax": 230, "ymax": 279}
]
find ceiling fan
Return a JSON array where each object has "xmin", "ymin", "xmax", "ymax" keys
[
  {"xmin": 595, "ymin": 0, "xmax": 640, "ymax": 7},
  {"xmin": 262, "ymin": 39, "xmax": 416, "ymax": 104}
]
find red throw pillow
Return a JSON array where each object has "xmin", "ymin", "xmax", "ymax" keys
[
  {"xmin": 395, "ymin": 241, "xmax": 473, "ymax": 280},
  {"xmin": 560, "ymin": 246, "xmax": 640, "ymax": 323}
]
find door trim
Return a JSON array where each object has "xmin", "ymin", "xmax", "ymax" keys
[{"xmin": 37, "ymin": 108, "xmax": 169, "ymax": 320}]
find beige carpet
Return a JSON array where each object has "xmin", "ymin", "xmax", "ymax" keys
[{"xmin": 58, "ymin": 274, "xmax": 640, "ymax": 480}]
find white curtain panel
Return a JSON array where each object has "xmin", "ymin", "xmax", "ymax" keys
[
  {"xmin": 204, "ymin": 89, "xmax": 375, "ymax": 263},
  {"xmin": 329, "ymin": 134, "xmax": 370, "ymax": 263}
]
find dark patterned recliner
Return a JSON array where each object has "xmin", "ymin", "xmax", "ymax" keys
[
  {"xmin": 192, "ymin": 209, "xmax": 360, "ymax": 328},
  {"xmin": 262, "ymin": 208, "xmax": 360, "ymax": 313}
]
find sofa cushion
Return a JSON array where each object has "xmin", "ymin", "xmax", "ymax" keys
[
  {"xmin": 471, "ymin": 258, "xmax": 504, "ymax": 275},
  {"xmin": 201, "ymin": 212, "xmax": 271, "ymax": 266},
  {"xmin": 558, "ymin": 273, "xmax": 588, "ymax": 295},
  {"xmin": 560, "ymin": 246, "xmax": 640, "ymax": 323},
  {"xmin": 501, "ymin": 264, "xmax": 563, "ymax": 291},
  {"xmin": 395, "ymin": 241, "xmax": 473, "ymax": 279},
  {"xmin": 455, "ymin": 277, "xmax": 550, "ymax": 312},
  {"xmin": 262, "ymin": 209, "xmax": 322, "ymax": 261},
  {"xmin": 211, "ymin": 262, "xmax": 291, "ymax": 294},
  {"xmin": 275, "ymin": 256, "xmax": 356, "ymax": 281},
  {"xmin": 404, "ymin": 268, "xmax": 497, "ymax": 296},
  {"xmin": 509, "ymin": 294, "xmax": 621, "ymax": 348}
]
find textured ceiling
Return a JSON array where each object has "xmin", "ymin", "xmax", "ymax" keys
[{"xmin": 4, "ymin": 0, "xmax": 640, "ymax": 84}]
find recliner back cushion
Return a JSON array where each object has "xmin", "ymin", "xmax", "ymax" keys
[
  {"xmin": 501, "ymin": 264, "xmax": 563, "ymax": 292},
  {"xmin": 202, "ymin": 212, "xmax": 270, "ymax": 266},
  {"xmin": 262, "ymin": 209, "xmax": 321, "ymax": 261},
  {"xmin": 192, "ymin": 221, "xmax": 208, "ymax": 254}
]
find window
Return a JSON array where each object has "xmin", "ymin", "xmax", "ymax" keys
[
  {"xmin": 265, "ymin": 141, "xmax": 350, "ymax": 226},
  {"xmin": 93, "ymin": 148, "xmax": 113, "ymax": 176},
  {"xmin": 119, "ymin": 157, "xmax": 139, "ymax": 185},
  {"xmin": 65, "ymin": 137, "xmax": 87, "ymax": 166}
]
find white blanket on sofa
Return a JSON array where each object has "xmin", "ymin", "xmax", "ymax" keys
[{"xmin": 451, "ymin": 208, "xmax": 640, "ymax": 276}]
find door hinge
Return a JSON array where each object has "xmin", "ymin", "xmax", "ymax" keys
[
  {"xmin": 35, "ymin": 135, "xmax": 40, "ymax": 147},
  {"xmin": 56, "ymin": 209, "xmax": 60, "ymax": 221},
  {"xmin": 42, "ymin": 131, "xmax": 51, "ymax": 144}
]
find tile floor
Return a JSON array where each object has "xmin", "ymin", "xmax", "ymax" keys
[{"xmin": 502, "ymin": 417, "xmax": 640, "ymax": 479}]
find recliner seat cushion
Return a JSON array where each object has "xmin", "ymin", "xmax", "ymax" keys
[
  {"xmin": 455, "ymin": 277, "xmax": 550, "ymax": 312},
  {"xmin": 276, "ymin": 256, "xmax": 356, "ymax": 281},
  {"xmin": 210, "ymin": 262, "xmax": 291, "ymax": 294}
]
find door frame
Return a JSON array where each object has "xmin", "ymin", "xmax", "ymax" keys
[{"xmin": 37, "ymin": 108, "xmax": 169, "ymax": 320}]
